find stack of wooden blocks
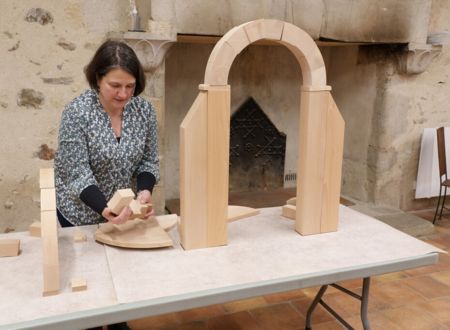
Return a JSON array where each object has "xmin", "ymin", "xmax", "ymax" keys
[{"xmin": 39, "ymin": 168, "xmax": 60, "ymax": 296}]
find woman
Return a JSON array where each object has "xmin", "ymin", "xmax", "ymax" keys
[{"xmin": 55, "ymin": 40, "xmax": 159, "ymax": 227}]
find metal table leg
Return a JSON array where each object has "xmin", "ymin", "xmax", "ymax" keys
[{"xmin": 305, "ymin": 277, "xmax": 371, "ymax": 330}]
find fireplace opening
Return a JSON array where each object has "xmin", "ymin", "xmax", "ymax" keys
[{"xmin": 229, "ymin": 98, "xmax": 286, "ymax": 192}]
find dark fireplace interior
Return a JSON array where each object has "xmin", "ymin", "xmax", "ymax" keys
[{"xmin": 229, "ymin": 98, "xmax": 286, "ymax": 192}]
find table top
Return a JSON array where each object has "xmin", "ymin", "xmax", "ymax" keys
[{"xmin": 0, "ymin": 206, "xmax": 443, "ymax": 330}]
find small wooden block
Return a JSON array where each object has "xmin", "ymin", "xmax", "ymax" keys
[
  {"xmin": 40, "ymin": 188, "xmax": 56, "ymax": 211},
  {"xmin": 71, "ymin": 278, "xmax": 87, "ymax": 292},
  {"xmin": 74, "ymin": 230, "xmax": 87, "ymax": 242},
  {"xmin": 107, "ymin": 189, "xmax": 135, "ymax": 215},
  {"xmin": 282, "ymin": 204, "xmax": 296, "ymax": 220},
  {"xmin": 39, "ymin": 168, "xmax": 55, "ymax": 189},
  {"xmin": 228, "ymin": 205, "xmax": 260, "ymax": 222},
  {"xmin": 29, "ymin": 221, "xmax": 41, "ymax": 237},
  {"xmin": 0, "ymin": 239, "xmax": 20, "ymax": 257},
  {"xmin": 129, "ymin": 199, "xmax": 151, "ymax": 219},
  {"xmin": 286, "ymin": 197, "xmax": 296, "ymax": 206}
]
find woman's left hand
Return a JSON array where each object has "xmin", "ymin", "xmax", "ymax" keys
[{"xmin": 137, "ymin": 189, "xmax": 154, "ymax": 218}]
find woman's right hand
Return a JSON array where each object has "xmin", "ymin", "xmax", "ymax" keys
[{"xmin": 102, "ymin": 206, "xmax": 132, "ymax": 225}]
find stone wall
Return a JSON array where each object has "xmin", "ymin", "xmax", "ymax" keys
[
  {"xmin": 1, "ymin": 0, "xmax": 450, "ymax": 233},
  {"xmin": 0, "ymin": 1, "xmax": 161, "ymax": 232}
]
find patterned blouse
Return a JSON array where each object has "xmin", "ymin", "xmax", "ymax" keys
[{"xmin": 55, "ymin": 89, "xmax": 160, "ymax": 225}]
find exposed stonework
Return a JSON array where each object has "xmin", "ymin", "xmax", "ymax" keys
[
  {"xmin": 41, "ymin": 77, "xmax": 74, "ymax": 85},
  {"xmin": 8, "ymin": 41, "xmax": 20, "ymax": 52},
  {"xmin": 25, "ymin": 8, "xmax": 53, "ymax": 25},
  {"xmin": 0, "ymin": 102, "xmax": 8, "ymax": 109},
  {"xmin": 57, "ymin": 38, "xmax": 76, "ymax": 51},
  {"xmin": 35, "ymin": 144, "xmax": 55, "ymax": 161},
  {"xmin": 16, "ymin": 89, "xmax": 45, "ymax": 109}
]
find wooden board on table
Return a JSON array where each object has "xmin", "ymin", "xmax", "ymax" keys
[{"xmin": 94, "ymin": 218, "xmax": 173, "ymax": 249}]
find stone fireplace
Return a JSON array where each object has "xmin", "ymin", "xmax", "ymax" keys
[{"xmin": 229, "ymin": 97, "xmax": 286, "ymax": 192}]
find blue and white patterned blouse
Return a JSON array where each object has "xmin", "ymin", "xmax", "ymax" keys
[{"xmin": 55, "ymin": 89, "xmax": 160, "ymax": 225}]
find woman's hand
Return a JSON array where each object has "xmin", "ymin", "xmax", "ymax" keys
[
  {"xmin": 102, "ymin": 206, "xmax": 132, "ymax": 225},
  {"xmin": 137, "ymin": 189, "xmax": 154, "ymax": 218}
]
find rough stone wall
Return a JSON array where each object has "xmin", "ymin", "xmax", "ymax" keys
[{"xmin": 0, "ymin": 1, "xmax": 141, "ymax": 232}]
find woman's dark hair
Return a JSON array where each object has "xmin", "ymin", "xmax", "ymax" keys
[{"xmin": 84, "ymin": 40, "xmax": 146, "ymax": 96}]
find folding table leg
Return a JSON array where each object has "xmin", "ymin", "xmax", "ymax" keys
[{"xmin": 305, "ymin": 277, "xmax": 371, "ymax": 330}]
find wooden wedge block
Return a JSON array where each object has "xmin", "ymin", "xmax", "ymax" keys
[
  {"xmin": 94, "ymin": 218, "xmax": 173, "ymax": 249},
  {"xmin": 129, "ymin": 199, "xmax": 151, "ymax": 219},
  {"xmin": 73, "ymin": 230, "xmax": 86, "ymax": 243},
  {"xmin": 286, "ymin": 197, "xmax": 296, "ymax": 206},
  {"xmin": 0, "ymin": 239, "xmax": 20, "ymax": 257},
  {"xmin": 39, "ymin": 168, "xmax": 55, "ymax": 189},
  {"xmin": 282, "ymin": 204, "xmax": 296, "ymax": 220},
  {"xmin": 228, "ymin": 205, "xmax": 260, "ymax": 222},
  {"xmin": 107, "ymin": 189, "xmax": 135, "ymax": 215},
  {"xmin": 29, "ymin": 221, "xmax": 41, "ymax": 237},
  {"xmin": 71, "ymin": 278, "xmax": 87, "ymax": 292}
]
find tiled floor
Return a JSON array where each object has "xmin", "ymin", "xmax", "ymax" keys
[{"xmin": 125, "ymin": 208, "xmax": 450, "ymax": 330}]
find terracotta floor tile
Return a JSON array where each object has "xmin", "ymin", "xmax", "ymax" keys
[
  {"xmin": 344, "ymin": 311, "xmax": 403, "ymax": 330},
  {"xmin": 159, "ymin": 320, "xmax": 208, "ymax": 330},
  {"xmin": 380, "ymin": 305, "xmax": 448, "ymax": 330},
  {"xmin": 221, "ymin": 296, "xmax": 268, "ymax": 313},
  {"xmin": 403, "ymin": 275, "xmax": 450, "ymax": 299},
  {"xmin": 431, "ymin": 270, "xmax": 450, "ymax": 287},
  {"xmin": 263, "ymin": 288, "xmax": 306, "ymax": 304},
  {"xmin": 175, "ymin": 305, "xmax": 224, "ymax": 323},
  {"xmin": 250, "ymin": 303, "xmax": 306, "ymax": 330},
  {"xmin": 207, "ymin": 311, "xmax": 261, "ymax": 330},
  {"xmin": 369, "ymin": 280, "xmax": 426, "ymax": 310},
  {"xmin": 290, "ymin": 297, "xmax": 335, "ymax": 324},
  {"xmin": 372, "ymin": 271, "xmax": 410, "ymax": 284},
  {"xmin": 413, "ymin": 297, "xmax": 450, "ymax": 324},
  {"xmin": 127, "ymin": 313, "xmax": 180, "ymax": 330},
  {"xmin": 311, "ymin": 320, "xmax": 344, "ymax": 329}
]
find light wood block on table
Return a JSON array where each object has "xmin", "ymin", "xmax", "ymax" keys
[
  {"xmin": 94, "ymin": 218, "xmax": 173, "ymax": 249},
  {"xmin": 29, "ymin": 221, "xmax": 41, "ymax": 237},
  {"xmin": 39, "ymin": 168, "xmax": 55, "ymax": 189},
  {"xmin": 71, "ymin": 278, "xmax": 87, "ymax": 292},
  {"xmin": 41, "ymin": 210, "xmax": 60, "ymax": 296},
  {"xmin": 107, "ymin": 189, "xmax": 135, "ymax": 215},
  {"xmin": 0, "ymin": 239, "xmax": 20, "ymax": 257}
]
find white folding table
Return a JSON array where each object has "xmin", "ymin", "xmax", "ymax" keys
[{"xmin": 0, "ymin": 206, "xmax": 443, "ymax": 330}]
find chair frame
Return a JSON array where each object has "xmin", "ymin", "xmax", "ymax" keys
[{"xmin": 433, "ymin": 127, "xmax": 449, "ymax": 224}]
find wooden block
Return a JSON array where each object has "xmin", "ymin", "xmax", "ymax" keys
[
  {"xmin": 129, "ymin": 199, "xmax": 151, "ymax": 219},
  {"xmin": 228, "ymin": 205, "xmax": 260, "ymax": 222},
  {"xmin": 280, "ymin": 21, "xmax": 326, "ymax": 87},
  {"xmin": 71, "ymin": 278, "xmax": 87, "ymax": 292},
  {"xmin": 180, "ymin": 92, "xmax": 209, "ymax": 249},
  {"xmin": 29, "ymin": 221, "xmax": 41, "ymax": 237},
  {"xmin": 107, "ymin": 189, "xmax": 135, "ymax": 215},
  {"xmin": 39, "ymin": 168, "xmax": 55, "ymax": 189},
  {"xmin": 282, "ymin": 205, "xmax": 296, "ymax": 220},
  {"xmin": 40, "ymin": 188, "xmax": 56, "ymax": 211},
  {"xmin": 0, "ymin": 239, "xmax": 20, "ymax": 257},
  {"xmin": 94, "ymin": 218, "xmax": 173, "ymax": 249},
  {"xmin": 41, "ymin": 210, "xmax": 59, "ymax": 296},
  {"xmin": 286, "ymin": 197, "xmax": 296, "ymax": 206},
  {"xmin": 206, "ymin": 87, "xmax": 230, "ymax": 247},
  {"xmin": 296, "ymin": 91, "xmax": 344, "ymax": 235},
  {"xmin": 154, "ymin": 214, "xmax": 178, "ymax": 231},
  {"xmin": 243, "ymin": 19, "xmax": 284, "ymax": 43},
  {"xmin": 74, "ymin": 230, "xmax": 87, "ymax": 243}
]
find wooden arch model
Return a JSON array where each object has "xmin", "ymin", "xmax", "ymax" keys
[{"xmin": 180, "ymin": 19, "xmax": 344, "ymax": 250}]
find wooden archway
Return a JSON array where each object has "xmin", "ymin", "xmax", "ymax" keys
[{"xmin": 180, "ymin": 19, "xmax": 344, "ymax": 250}]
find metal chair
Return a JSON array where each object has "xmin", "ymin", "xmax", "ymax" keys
[{"xmin": 433, "ymin": 127, "xmax": 450, "ymax": 224}]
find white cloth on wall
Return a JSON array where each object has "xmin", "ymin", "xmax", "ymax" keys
[{"xmin": 415, "ymin": 127, "xmax": 450, "ymax": 198}]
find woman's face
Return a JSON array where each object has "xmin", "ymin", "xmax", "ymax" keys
[{"xmin": 97, "ymin": 68, "xmax": 136, "ymax": 113}]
